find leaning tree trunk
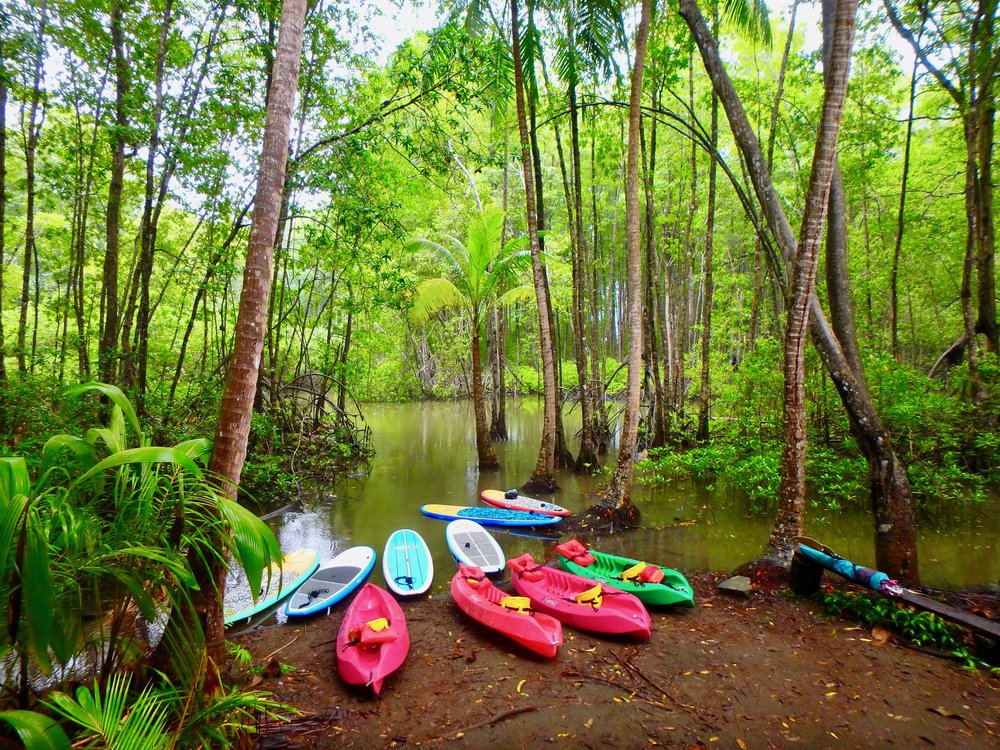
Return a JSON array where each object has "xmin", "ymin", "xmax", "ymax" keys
[
  {"xmin": 697, "ymin": 29, "xmax": 719, "ymax": 443},
  {"xmin": 587, "ymin": 0, "xmax": 651, "ymax": 526},
  {"xmin": 179, "ymin": 0, "xmax": 307, "ymax": 684},
  {"xmin": 680, "ymin": 0, "xmax": 918, "ymax": 580},
  {"xmin": 511, "ymin": 0, "xmax": 558, "ymax": 493}
]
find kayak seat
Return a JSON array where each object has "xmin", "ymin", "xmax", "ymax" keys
[
  {"xmin": 508, "ymin": 553, "xmax": 545, "ymax": 581},
  {"xmin": 500, "ymin": 595, "xmax": 532, "ymax": 615},
  {"xmin": 555, "ymin": 539, "xmax": 596, "ymax": 567},
  {"xmin": 573, "ymin": 583, "xmax": 603, "ymax": 610},
  {"xmin": 351, "ymin": 617, "xmax": 397, "ymax": 647},
  {"xmin": 620, "ymin": 562, "xmax": 665, "ymax": 585}
]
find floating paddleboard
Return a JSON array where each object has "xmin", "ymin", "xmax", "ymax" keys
[
  {"xmin": 383, "ymin": 529, "xmax": 433, "ymax": 596},
  {"xmin": 285, "ymin": 545, "xmax": 377, "ymax": 617},
  {"xmin": 480, "ymin": 488, "xmax": 572, "ymax": 517},
  {"xmin": 445, "ymin": 519, "xmax": 505, "ymax": 574},
  {"xmin": 224, "ymin": 548, "xmax": 320, "ymax": 628},
  {"xmin": 421, "ymin": 503, "xmax": 562, "ymax": 527}
]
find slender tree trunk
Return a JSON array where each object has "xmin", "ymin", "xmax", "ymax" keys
[
  {"xmin": 0, "ymin": 51, "xmax": 7, "ymax": 387},
  {"xmin": 101, "ymin": 1, "xmax": 128, "ymax": 387},
  {"xmin": 472, "ymin": 313, "xmax": 500, "ymax": 470},
  {"xmin": 769, "ymin": 0, "xmax": 858, "ymax": 559},
  {"xmin": 511, "ymin": 0, "xmax": 558, "ymax": 492},
  {"xmin": 17, "ymin": 6, "xmax": 46, "ymax": 377},
  {"xmin": 961, "ymin": 120, "xmax": 984, "ymax": 402},
  {"xmin": 681, "ymin": 0, "xmax": 918, "ymax": 580},
  {"xmin": 891, "ymin": 48, "xmax": 919, "ymax": 362},
  {"xmin": 590, "ymin": 0, "xmax": 651, "ymax": 521},
  {"xmin": 750, "ymin": 0, "xmax": 797, "ymax": 349},
  {"xmin": 191, "ymin": 0, "xmax": 307, "ymax": 681},
  {"xmin": 569, "ymin": 81, "xmax": 598, "ymax": 472},
  {"xmin": 697, "ymin": 13, "xmax": 719, "ymax": 442}
]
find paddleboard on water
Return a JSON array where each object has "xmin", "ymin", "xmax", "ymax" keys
[
  {"xmin": 445, "ymin": 519, "xmax": 505, "ymax": 574},
  {"xmin": 224, "ymin": 548, "xmax": 320, "ymax": 628},
  {"xmin": 480, "ymin": 488, "xmax": 572, "ymax": 517},
  {"xmin": 383, "ymin": 529, "xmax": 433, "ymax": 596},
  {"xmin": 285, "ymin": 545, "xmax": 377, "ymax": 617},
  {"xmin": 420, "ymin": 504, "xmax": 562, "ymax": 527}
]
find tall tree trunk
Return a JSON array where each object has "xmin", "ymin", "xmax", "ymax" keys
[
  {"xmin": 697, "ymin": 11, "xmax": 719, "ymax": 442},
  {"xmin": 589, "ymin": 0, "xmax": 651, "ymax": 521},
  {"xmin": 681, "ymin": 0, "xmax": 919, "ymax": 580},
  {"xmin": 769, "ymin": 0, "xmax": 857, "ymax": 559},
  {"xmin": 191, "ymin": 0, "xmax": 307, "ymax": 681},
  {"xmin": 750, "ymin": 0, "xmax": 798, "ymax": 350},
  {"xmin": 891, "ymin": 47, "xmax": 920, "ymax": 362},
  {"xmin": 511, "ymin": 0, "xmax": 559, "ymax": 492},
  {"xmin": 588, "ymin": 124, "xmax": 610, "ymax": 453},
  {"xmin": 568, "ymin": 80, "xmax": 598, "ymax": 472},
  {"xmin": 101, "ymin": 1, "xmax": 128, "ymax": 387},
  {"xmin": 17, "ymin": 5, "xmax": 46, "ymax": 377},
  {"xmin": 0, "ymin": 47, "xmax": 7, "ymax": 388}
]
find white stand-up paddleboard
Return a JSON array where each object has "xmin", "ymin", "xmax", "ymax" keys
[{"xmin": 445, "ymin": 519, "xmax": 505, "ymax": 574}]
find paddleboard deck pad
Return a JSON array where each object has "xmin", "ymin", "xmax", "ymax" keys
[
  {"xmin": 383, "ymin": 528, "xmax": 433, "ymax": 596},
  {"xmin": 285, "ymin": 545, "xmax": 376, "ymax": 617},
  {"xmin": 421, "ymin": 504, "xmax": 562, "ymax": 527},
  {"xmin": 446, "ymin": 519, "xmax": 505, "ymax": 574}
]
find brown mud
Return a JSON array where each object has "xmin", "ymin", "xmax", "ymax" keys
[{"xmin": 232, "ymin": 571, "xmax": 999, "ymax": 749}]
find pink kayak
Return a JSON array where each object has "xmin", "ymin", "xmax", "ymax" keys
[
  {"xmin": 336, "ymin": 583, "xmax": 409, "ymax": 695},
  {"xmin": 507, "ymin": 553, "xmax": 652, "ymax": 639},
  {"xmin": 450, "ymin": 563, "xmax": 563, "ymax": 658}
]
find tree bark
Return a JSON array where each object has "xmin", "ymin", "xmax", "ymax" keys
[
  {"xmin": 770, "ymin": 0, "xmax": 857, "ymax": 558},
  {"xmin": 511, "ymin": 0, "xmax": 558, "ymax": 492},
  {"xmin": 100, "ymin": 1, "xmax": 128, "ymax": 388},
  {"xmin": 472, "ymin": 313, "xmax": 500, "ymax": 470},
  {"xmin": 891, "ymin": 46, "xmax": 920, "ymax": 361},
  {"xmin": 680, "ymin": 0, "xmax": 919, "ymax": 580},
  {"xmin": 197, "ymin": 0, "xmax": 307, "ymax": 679},
  {"xmin": 0, "ymin": 45, "xmax": 7, "ymax": 387},
  {"xmin": 590, "ymin": 0, "xmax": 651, "ymax": 520}
]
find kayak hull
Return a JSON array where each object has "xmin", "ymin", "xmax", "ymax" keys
[
  {"xmin": 450, "ymin": 564, "xmax": 563, "ymax": 658},
  {"xmin": 336, "ymin": 583, "xmax": 409, "ymax": 695},
  {"xmin": 557, "ymin": 542, "xmax": 695, "ymax": 608},
  {"xmin": 509, "ymin": 554, "xmax": 652, "ymax": 639}
]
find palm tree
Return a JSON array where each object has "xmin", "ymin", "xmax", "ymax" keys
[{"xmin": 410, "ymin": 207, "xmax": 532, "ymax": 470}]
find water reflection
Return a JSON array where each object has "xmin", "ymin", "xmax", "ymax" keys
[{"xmin": 268, "ymin": 400, "xmax": 999, "ymax": 591}]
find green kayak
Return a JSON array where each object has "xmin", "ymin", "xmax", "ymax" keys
[{"xmin": 555, "ymin": 539, "xmax": 695, "ymax": 608}]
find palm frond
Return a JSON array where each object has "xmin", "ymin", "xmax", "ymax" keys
[
  {"xmin": 217, "ymin": 496, "xmax": 282, "ymax": 602},
  {"xmin": 67, "ymin": 383, "xmax": 144, "ymax": 445},
  {"xmin": 410, "ymin": 278, "xmax": 468, "ymax": 322},
  {"xmin": 0, "ymin": 710, "xmax": 71, "ymax": 750},
  {"xmin": 723, "ymin": 0, "xmax": 772, "ymax": 45},
  {"xmin": 68, "ymin": 447, "xmax": 203, "ymax": 494}
]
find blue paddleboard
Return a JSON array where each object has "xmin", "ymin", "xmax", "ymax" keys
[
  {"xmin": 420, "ymin": 503, "xmax": 562, "ymax": 527},
  {"xmin": 285, "ymin": 545, "xmax": 376, "ymax": 617},
  {"xmin": 383, "ymin": 529, "xmax": 433, "ymax": 596}
]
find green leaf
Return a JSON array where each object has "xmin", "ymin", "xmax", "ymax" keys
[
  {"xmin": 0, "ymin": 710, "xmax": 71, "ymax": 750},
  {"xmin": 218, "ymin": 497, "xmax": 281, "ymax": 601},
  {"xmin": 69, "ymin": 447, "xmax": 203, "ymax": 492},
  {"xmin": 66, "ymin": 382, "xmax": 143, "ymax": 444}
]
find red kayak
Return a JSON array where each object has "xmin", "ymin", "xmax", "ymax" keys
[
  {"xmin": 450, "ymin": 563, "xmax": 563, "ymax": 658},
  {"xmin": 336, "ymin": 583, "xmax": 409, "ymax": 695},
  {"xmin": 480, "ymin": 488, "xmax": 572, "ymax": 517},
  {"xmin": 507, "ymin": 553, "xmax": 652, "ymax": 639}
]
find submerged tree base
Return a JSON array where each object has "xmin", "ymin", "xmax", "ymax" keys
[
  {"xmin": 522, "ymin": 475, "xmax": 560, "ymax": 494},
  {"xmin": 582, "ymin": 499, "xmax": 641, "ymax": 532}
]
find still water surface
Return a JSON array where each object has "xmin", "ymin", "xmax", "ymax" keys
[{"xmin": 269, "ymin": 400, "xmax": 999, "ymax": 591}]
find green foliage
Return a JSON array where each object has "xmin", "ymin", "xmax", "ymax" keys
[
  {"xmin": 0, "ymin": 710, "xmax": 70, "ymax": 750},
  {"xmin": 816, "ymin": 589, "xmax": 998, "ymax": 674}
]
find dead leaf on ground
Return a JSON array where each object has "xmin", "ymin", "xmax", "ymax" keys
[
  {"xmin": 929, "ymin": 706, "xmax": 966, "ymax": 721},
  {"xmin": 871, "ymin": 625, "xmax": 892, "ymax": 645}
]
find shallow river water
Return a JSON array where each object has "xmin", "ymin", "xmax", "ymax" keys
[{"xmin": 266, "ymin": 400, "xmax": 999, "ymax": 591}]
